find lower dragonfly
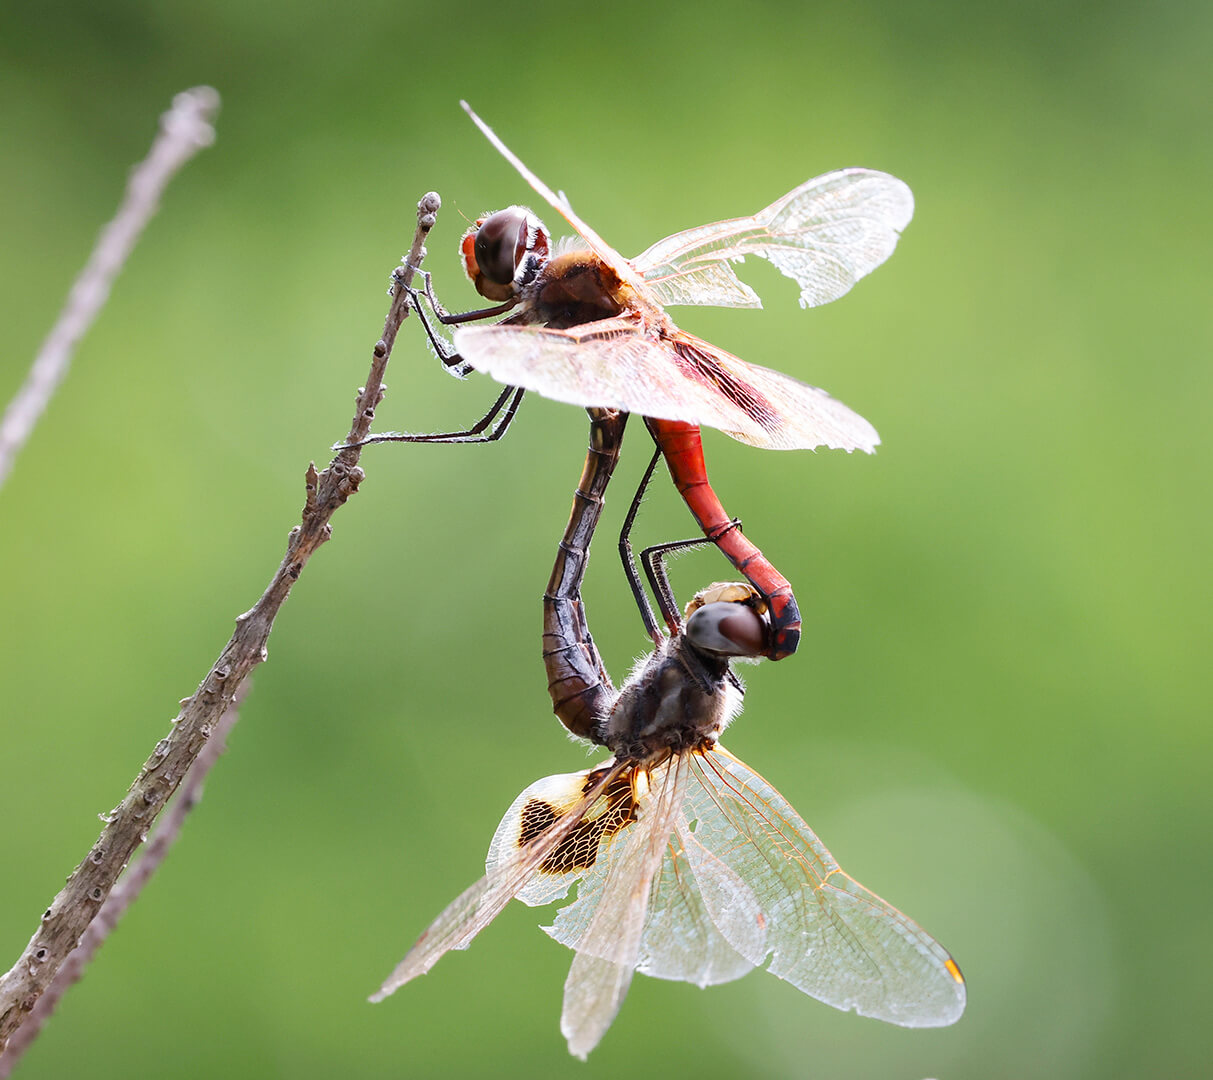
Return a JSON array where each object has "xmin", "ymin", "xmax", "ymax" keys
[{"xmin": 372, "ymin": 411, "xmax": 966, "ymax": 1057}]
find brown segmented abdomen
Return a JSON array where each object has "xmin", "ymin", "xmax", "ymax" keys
[{"xmin": 542, "ymin": 408, "xmax": 629, "ymax": 739}]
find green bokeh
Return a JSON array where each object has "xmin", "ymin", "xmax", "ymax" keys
[{"xmin": 2, "ymin": 2, "xmax": 1209, "ymax": 1077}]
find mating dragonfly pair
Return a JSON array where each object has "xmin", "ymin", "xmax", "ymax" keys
[{"xmin": 362, "ymin": 104, "xmax": 965, "ymax": 1057}]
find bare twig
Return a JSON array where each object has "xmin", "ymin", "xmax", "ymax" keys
[
  {"xmin": 0, "ymin": 87, "xmax": 221, "ymax": 493},
  {"xmin": 0, "ymin": 689, "xmax": 245, "ymax": 1077},
  {"xmin": 0, "ymin": 191, "xmax": 442, "ymax": 1057}
]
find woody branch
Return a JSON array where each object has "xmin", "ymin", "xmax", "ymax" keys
[{"xmin": 0, "ymin": 191, "xmax": 441, "ymax": 1058}]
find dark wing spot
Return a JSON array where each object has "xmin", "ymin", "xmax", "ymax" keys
[
  {"xmin": 670, "ymin": 338, "xmax": 780, "ymax": 432},
  {"xmin": 518, "ymin": 799, "xmax": 559, "ymax": 847},
  {"xmin": 518, "ymin": 773, "xmax": 639, "ymax": 875}
]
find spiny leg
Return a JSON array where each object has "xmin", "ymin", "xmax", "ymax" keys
[
  {"xmin": 617, "ymin": 447, "xmax": 666, "ymax": 646},
  {"xmin": 337, "ymin": 275, "xmax": 525, "ymax": 450},
  {"xmin": 336, "ymin": 384, "xmax": 525, "ymax": 450},
  {"xmin": 638, "ymin": 524, "xmax": 742, "ymax": 636}
]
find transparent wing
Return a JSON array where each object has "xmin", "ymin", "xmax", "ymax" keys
[
  {"xmin": 371, "ymin": 760, "xmax": 627, "ymax": 1001},
  {"xmin": 633, "ymin": 169, "xmax": 914, "ymax": 310},
  {"xmin": 685, "ymin": 746, "xmax": 966, "ymax": 1027},
  {"xmin": 557, "ymin": 758, "xmax": 688, "ymax": 1059},
  {"xmin": 667, "ymin": 330, "xmax": 879, "ymax": 452},
  {"xmin": 636, "ymin": 815, "xmax": 766, "ymax": 986},
  {"xmin": 453, "ymin": 321, "xmax": 878, "ymax": 452},
  {"xmin": 543, "ymin": 769, "xmax": 764, "ymax": 989}
]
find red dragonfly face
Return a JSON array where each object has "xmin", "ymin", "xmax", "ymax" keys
[
  {"xmin": 372, "ymin": 584, "xmax": 965, "ymax": 1058},
  {"xmin": 438, "ymin": 104, "xmax": 914, "ymax": 660}
]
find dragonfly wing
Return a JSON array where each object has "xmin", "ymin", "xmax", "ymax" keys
[
  {"xmin": 455, "ymin": 319, "xmax": 760, "ymax": 439},
  {"xmin": 685, "ymin": 747, "xmax": 966, "ymax": 1026},
  {"xmin": 634, "ymin": 169, "xmax": 914, "ymax": 310},
  {"xmin": 633, "ymin": 814, "xmax": 766, "ymax": 986},
  {"xmin": 666, "ymin": 331, "xmax": 880, "ymax": 452},
  {"xmin": 487, "ymin": 765, "xmax": 638, "ymax": 908},
  {"xmin": 372, "ymin": 760, "xmax": 627, "ymax": 1000},
  {"xmin": 454, "ymin": 322, "xmax": 877, "ymax": 451},
  {"xmin": 556, "ymin": 758, "xmax": 689, "ymax": 1059},
  {"xmin": 540, "ymin": 765, "xmax": 760, "ymax": 988}
]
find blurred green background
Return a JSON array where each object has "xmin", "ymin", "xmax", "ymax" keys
[{"xmin": 1, "ymin": 1, "xmax": 1209, "ymax": 1077}]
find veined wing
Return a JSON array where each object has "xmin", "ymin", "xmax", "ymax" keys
[
  {"xmin": 543, "ymin": 762, "xmax": 765, "ymax": 988},
  {"xmin": 486, "ymin": 765, "xmax": 639, "ymax": 907},
  {"xmin": 557, "ymin": 757, "xmax": 688, "ymax": 1059},
  {"xmin": 685, "ymin": 746, "xmax": 966, "ymax": 1027},
  {"xmin": 371, "ymin": 760, "xmax": 628, "ymax": 1001},
  {"xmin": 643, "ymin": 815, "xmax": 767, "ymax": 984},
  {"xmin": 666, "ymin": 330, "xmax": 879, "ymax": 452},
  {"xmin": 453, "ymin": 320, "xmax": 879, "ymax": 453},
  {"xmin": 461, "ymin": 101, "xmax": 646, "ymax": 293},
  {"xmin": 633, "ymin": 169, "xmax": 914, "ymax": 310}
]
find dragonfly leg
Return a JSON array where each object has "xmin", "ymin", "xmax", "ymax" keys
[
  {"xmin": 637, "ymin": 525, "xmax": 743, "ymax": 636},
  {"xmin": 617, "ymin": 447, "xmax": 666, "ymax": 646},
  {"xmin": 398, "ymin": 271, "xmax": 519, "ymax": 380},
  {"xmin": 617, "ymin": 445, "xmax": 747, "ymax": 640},
  {"xmin": 413, "ymin": 269, "xmax": 517, "ymax": 326},
  {"xmin": 543, "ymin": 409, "xmax": 629, "ymax": 741},
  {"xmin": 339, "ymin": 270, "xmax": 527, "ymax": 449},
  {"xmin": 405, "ymin": 280, "xmax": 466, "ymax": 372},
  {"xmin": 334, "ymin": 385, "xmax": 525, "ymax": 450},
  {"xmin": 644, "ymin": 417, "xmax": 801, "ymax": 661}
]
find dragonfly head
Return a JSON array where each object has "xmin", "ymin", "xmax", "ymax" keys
[
  {"xmin": 460, "ymin": 206, "xmax": 550, "ymax": 302},
  {"xmin": 603, "ymin": 583, "xmax": 766, "ymax": 760},
  {"xmin": 684, "ymin": 583, "xmax": 769, "ymax": 659}
]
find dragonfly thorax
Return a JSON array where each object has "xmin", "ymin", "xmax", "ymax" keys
[
  {"xmin": 527, "ymin": 250, "xmax": 630, "ymax": 330},
  {"xmin": 600, "ymin": 636, "xmax": 744, "ymax": 764}
]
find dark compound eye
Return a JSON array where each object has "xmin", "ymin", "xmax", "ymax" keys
[
  {"xmin": 685, "ymin": 601, "xmax": 767, "ymax": 658},
  {"xmin": 474, "ymin": 207, "xmax": 529, "ymax": 286}
]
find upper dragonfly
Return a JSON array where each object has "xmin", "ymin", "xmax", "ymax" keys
[{"xmin": 386, "ymin": 102, "xmax": 913, "ymax": 660}]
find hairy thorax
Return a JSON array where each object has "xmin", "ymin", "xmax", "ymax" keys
[
  {"xmin": 600, "ymin": 638, "xmax": 741, "ymax": 764},
  {"xmin": 528, "ymin": 251, "xmax": 631, "ymax": 329}
]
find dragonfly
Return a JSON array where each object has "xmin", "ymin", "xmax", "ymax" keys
[
  {"xmin": 358, "ymin": 102, "xmax": 914, "ymax": 661},
  {"xmin": 372, "ymin": 413, "xmax": 966, "ymax": 1058}
]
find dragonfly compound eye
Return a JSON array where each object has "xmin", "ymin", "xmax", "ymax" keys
[
  {"xmin": 685, "ymin": 601, "xmax": 767, "ymax": 658},
  {"xmin": 474, "ymin": 207, "xmax": 530, "ymax": 287}
]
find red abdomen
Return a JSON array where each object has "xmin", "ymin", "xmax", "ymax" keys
[{"xmin": 645, "ymin": 417, "xmax": 801, "ymax": 659}]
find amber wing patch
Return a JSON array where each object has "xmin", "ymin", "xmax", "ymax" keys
[{"xmin": 519, "ymin": 772, "xmax": 639, "ymax": 875}]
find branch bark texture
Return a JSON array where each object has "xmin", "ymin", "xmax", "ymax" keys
[{"xmin": 0, "ymin": 191, "xmax": 442, "ymax": 1057}]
